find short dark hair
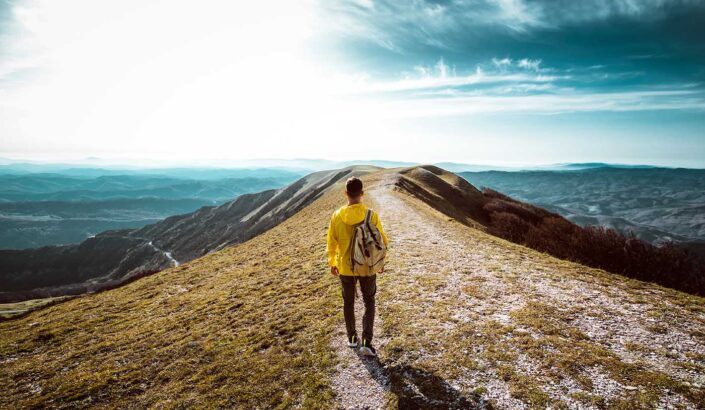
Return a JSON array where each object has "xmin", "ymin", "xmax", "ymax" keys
[{"xmin": 345, "ymin": 177, "xmax": 363, "ymax": 197}]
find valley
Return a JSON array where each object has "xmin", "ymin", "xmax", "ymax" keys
[
  {"xmin": 461, "ymin": 168, "xmax": 705, "ymax": 245},
  {"xmin": 0, "ymin": 168, "xmax": 304, "ymax": 249}
]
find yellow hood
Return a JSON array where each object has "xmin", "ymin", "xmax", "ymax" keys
[
  {"xmin": 338, "ymin": 204, "xmax": 367, "ymax": 225},
  {"xmin": 326, "ymin": 203, "xmax": 389, "ymax": 276}
]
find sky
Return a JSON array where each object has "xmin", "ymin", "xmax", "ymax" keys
[{"xmin": 0, "ymin": 0, "xmax": 704, "ymax": 167}]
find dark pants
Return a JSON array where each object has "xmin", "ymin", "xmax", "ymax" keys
[{"xmin": 339, "ymin": 275, "xmax": 377, "ymax": 343}]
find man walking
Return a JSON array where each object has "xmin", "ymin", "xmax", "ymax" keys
[{"xmin": 327, "ymin": 177, "xmax": 389, "ymax": 357}]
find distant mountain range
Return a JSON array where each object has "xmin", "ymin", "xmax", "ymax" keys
[
  {"xmin": 1, "ymin": 160, "xmax": 679, "ymax": 249},
  {"xmin": 0, "ymin": 158, "xmax": 678, "ymax": 175},
  {"xmin": 0, "ymin": 170, "xmax": 304, "ymax": 249},
  {"xmin": 433, "ymin": 161, "xmax": 660, "ymax": 172},
  {"xmin": 0, "ymin": 163, "xmax": 307, "ymax": 180},
  {"xmin": 461, "ymin": 167, "xmax": 705, "ymax": 244}
]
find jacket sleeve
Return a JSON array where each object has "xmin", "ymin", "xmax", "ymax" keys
[
  {"xmin": 326, "ymin": 213, "xmax": 338, "ymax": 267},
  {"xmin": 373, "ymin": 211, "xmax": 389, "ymax": 247}
]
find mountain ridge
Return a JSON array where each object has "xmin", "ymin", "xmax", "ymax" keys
[
  {"xmin": 0, "ymin": 166, "xmax": 378, "ymax": 301},
  {"xmin": 1, "ymin": 165, "xmax": 703, "ymax": 408},
  {"xmin": 3, "ymin": 164, "xmax": 702, "ymax": 301},
  {"xmin": 460, "ymin": 168, "xmax": 705, "ymax": 244}
]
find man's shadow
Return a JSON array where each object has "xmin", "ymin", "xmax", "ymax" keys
[{"xmin": 354, "ymin": 351, "xmax": 489, "ymax": 409}]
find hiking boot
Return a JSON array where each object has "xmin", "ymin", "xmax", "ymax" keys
[
  {"xmin": 359, "ymin": 339, "xmax": 376, "ymax": 357},
  {"xmin": 347, "ymin": 335, "xmax": 359, "ymax": 348}
]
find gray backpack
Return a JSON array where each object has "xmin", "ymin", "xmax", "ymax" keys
[{"xmin": 350, "ymin": 209, "xmax": 386, "ymax": 276}]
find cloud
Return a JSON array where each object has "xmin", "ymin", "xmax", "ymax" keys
[
  {"xmin": 517, "ymin": 58, "xmax": 541, "ymax": 71},
  {"xmin": 532, "ymin": 0, "xmax": 705, "ymax": 24},
  {"xmin": 492, "ymin": 57, "xmax": 513, "ymax": 69},
  {"xmin": 491, "ymin": 0, "xmax": 542, "ymax": 30},
  {"xmin": 343, "ymin": 57, "xmax": 705, "ymax": 117},
  {"xmin": 321, "ymin": 0, "xmax": 705, "ymax": 53},
  {"xmin": 492, "ymin": 57, "xmax": 542, "ymax": 72},
  {"xmin": 357, "ymin": 58, "xmax": 560, "ymax": 94},
  {"xmin": 362, "ymin": 88, "xmax": 705, "ymax": 119},
  {"xmin": 0, "ymin": 2, "xmax": 41, "ymax": 87}
]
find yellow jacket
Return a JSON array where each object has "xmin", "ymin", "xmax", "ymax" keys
[{"xmin": 327, "ymin": 203, "xmax": 389, "ymax": 276}]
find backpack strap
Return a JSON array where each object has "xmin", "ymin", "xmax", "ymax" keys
[{"xmin": 364, "ymin": 209, "xmax": 382, "ymax": 248}]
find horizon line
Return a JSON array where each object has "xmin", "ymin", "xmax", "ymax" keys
[{"xmin": 0, "ymin": 155, "xmax": 702, "ymax": 171}]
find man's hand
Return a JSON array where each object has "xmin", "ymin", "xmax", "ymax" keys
[{"xmin": 330, "ymin": 266, "xmax": 339, "ymax": 276}]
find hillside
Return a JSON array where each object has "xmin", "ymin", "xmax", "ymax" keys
[
  {"xmin": 392, "ymin": 166, "xmax": 704, "ymax": 296},
  {"xmin": 0, "ymin": 170, "xmax": 303, "ymax": 249},
  {"xmin": 0, "ymin": 166, "xmax": 377, "ymax": 301},
  {"xmin": 460, "ymin": 168, "xmax": 705, "ymax": 244},
  {"xmin": 1, "ymin": 166, "xmax": 704, "ymax": 409}
]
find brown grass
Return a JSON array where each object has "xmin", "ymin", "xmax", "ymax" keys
[{"xmin": 0, "ymin": 182, "xmax": 352, "ymax": 408}]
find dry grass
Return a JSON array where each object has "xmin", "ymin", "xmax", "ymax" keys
[
  {"xmin": 0, "ymin": 185, "xmax": 349, "ymax": 408},
  {"xmin": 0, "ymin": 297, "xmax": 73, "ymax": 320}
]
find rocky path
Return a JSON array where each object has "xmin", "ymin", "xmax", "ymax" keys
[
  {"xmin": 339, "ymin": 182, "xmax": 705, "ymax": 409},
  {"xmin": 331, "ymin": 295, "xmax": 390, "ymax": 409},
  {"xmin": 369, "ymin": 185, "xmax": 516, "ymax": 409},
  {"xmin": 331, "ymin": 181, "xmax": 493, "ymax": 409}
]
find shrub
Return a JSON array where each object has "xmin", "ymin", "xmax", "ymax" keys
[
  {"xmin": 481, "ymin": 188, "xmax": 705, "ymax": 295},
  {"xmin": 488, "ymin": 212, "xmax": 531, "ymax": 243}
]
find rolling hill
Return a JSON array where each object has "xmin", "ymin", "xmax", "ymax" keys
[
  {"xmin": 1, "ymin": 166, "xmax": 703, "ymax": 409},
  {"xmin": 0, "ymin": 167, "xmax": 377, "ymax": 301},
  {"xmin": 460, "ymin": 168, "xmax": 705, "ymax": 245},
  {"xmin": 0, "ymin": 170, "xmax": 304, "ymax": 249}
]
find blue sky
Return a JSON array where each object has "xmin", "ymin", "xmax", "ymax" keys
[{"xmin": 0, "ymin": 0, "xmax": 704, "ymax": 166}]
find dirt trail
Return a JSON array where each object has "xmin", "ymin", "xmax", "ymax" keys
[
  {"xmin": 336, "ymin": 181, "xmax": 705, "ymax": 409},
  {"xmin": 369, "ymin": 185, "xmax": 518, "ymax": 408},
  {"xmin": 331, "ymin": 295, "xmax": 390, "ymax": 409},
  {"xmin": 332, "ymin": 181, "xmax": 492, "ymax": 409}
]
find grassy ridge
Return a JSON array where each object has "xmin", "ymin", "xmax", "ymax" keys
[{"xmin": 0, "ymin": 187, "xmax": 345, "ymax": 408}]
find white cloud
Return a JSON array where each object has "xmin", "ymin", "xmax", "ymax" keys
[
  {"xmin": 340, "ymin": 58, "xmax": 705, "ymax": 117},
  {"xmin": 492, "ymin": 0, "xmax": 542, "ymax": 29},
  {"xmin": 320, "ymin": 0, "xmax": 705, "ymax": 52},
  {"xmin": 517, "ymin": 58, "xmax": 541, "ymax": 70},
  {"xmin": 359, "ymin": 89, "xmax": 705, "ymax": 119},
  {"xmin": 362, "ymin": 58, "xmax": 560, "ymax": 94},
  {"xmin": 492, "ymin": 57, "xmax": 513, "ymax": 69},
  {"xmin": 435, "ymin": 58, "xmax": 452, "ymax": 78}
]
